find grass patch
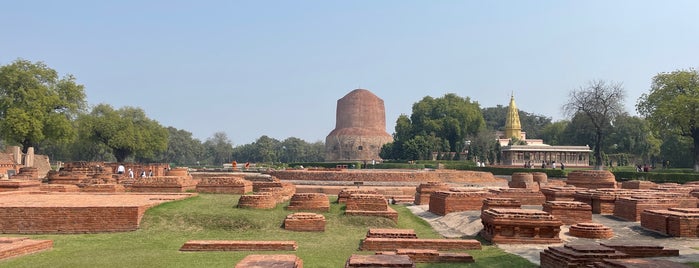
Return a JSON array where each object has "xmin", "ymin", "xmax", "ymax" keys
[{"xmin": 1, "ymin": 194, "xmax": 535, "ymax": 267}]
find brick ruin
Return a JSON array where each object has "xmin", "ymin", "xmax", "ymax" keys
[
  {"xmin": 0, "ymin": 237, "xmax": 53, "ymax": 261},
  {"xmin": 286, "ymin": 193, "xmax": 330, "ymax": 212},
  {"xmin": 235, "ymin": 254, "xmax": 303, "ymax": 268},
  {"xmin": 366, "ymin": 228, "xmax": 417, "ymax": 239},
  {"xmin": 540, "ymin": 243, "xmax": 679, "ymax": 268},
  {"xmin": 0, "ymin": 179, "xmax": 41, "ymax": 192},
  {"xmin": 376, "ymin": 249, "xmax": 475, "ymax": 264},
  {"xmin": 0, "ymin": 191, "xmax": 194, "ymax": 234},
  {"xmin": 344, "ymin": 194, "xmax": 398, "ymax": 222},
  {"xmin": 180, "ymin": 240, "xmax": 298, "ymax": 251},
  {"xmin": 428, "ymin": 188, "xmax": 491, "ymax": 216},
  {"xmin": 80, "ymin": 184, "xmax": 126, "ymax": 193},
  {"xmin": 481, "ymin": 197, "xmax": 521, "ymax": 211},
  {"xmin": 566, "ymin": 170, "xmax": 617, "ymax": 189},
  {"xmin": 573, "ymin": 188, "xmax": 651, "ymax": 215},
  {"xmin": 253, "ymin": 181, "xmax": 296, "ymax": 202},
  {"xmin": 39, "ymin": 184, "xmax": 79, "ymax": 192},
  {"xmin": 621, "ymin": 180, "xmax": 657, "ymax": 189},
  {"xmin": 237, "ymin": 193, "xmax": 278, "ymax": 209},
  {"xmin": 541, "ymin": 185, "xmax": 581, "ymax": 202},
  {"xmin": 413, "ymin": 182, "xmax": 450, "ymax": 205},
  {"xmin": 195, "ymin": 176, "xmax": 252, "ymax": 194},
  {"xmin": 360, "ymin": 237, "xmax": 481, "ymax": 251},
  {"xmin": 509, "ymin": 172, "xmax": 539, "ymax": 191},
  {"xmin": 283, "ymin": 213, "xmax": 326, "ymax": 232},
  {"xmin": 488, "ymin": 188, "xmax": 545, "ymax": 205},
  {"xmin": 480, "ymin": 208, "xmax": 562, "ymax": 244},
  {"xmin": 130, "ymin": 176, "xmax": 197, "ymax": 192},
  {"xmin": 592, "ymin": 259, "xmax": 691, "ymax": 268},
  {"xmin": 542, "ymin": 201, "xmax": 592, "ymax": 225},
  {"xmin": 613, "ymin": 195, "xmax": 685, "ymax": 222},
  {"xmin": 345, "ymin": 254, "xmax": 414, "ymax": 268},
  {"xmin": 267, "ymin": 169, "xmax": 501, "ymax": 184},
  {"xmin": 641, "ymin": 208, "xmax": 699, "ymax": 237},
  {"xmin": 568, "ymin": 223, "xmax": 614, "ymax": 239},
  {"xmin": 337, "ymin": 188, "xmax": 379, "ymax": 204}
]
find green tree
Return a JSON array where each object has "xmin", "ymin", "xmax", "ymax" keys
[
  {"xmin": 0, "ymin": 59, "xmax": 86, "ymax": 153},
  {"xmin": 159, "ymin": 127, "xmax": 204, "ymax": 166},
  {"xmin": 606, "ymin": 114, "xmax": 660, "ymax": 165},
  {"xmin": 637, "ymin": 69, "xmax": 699, "ymax": 172},
  {"xmin": 540, "ymin": 120, "xmax": 569, "ymax": 146},
  {"xmin": 78, "ymin": 104, "xmax": 168, "ymax": 162},
  {"xmin": 482, "ymin": 105, "xmax": 552, "ymax": 138},
  {"xmin": 410, "ymin": 94, "xmax": 484, "ymax": 152},
  {"xmin": 659, "ymin": 135, "xmax": 693, "ymax": 168},
  {"xmin": 203, "ymin": 132, "xmax": 234, "ymax": 166},
  {"xmin": 563, "ymin": 80, "xmax": 626, "ymax": 170}
]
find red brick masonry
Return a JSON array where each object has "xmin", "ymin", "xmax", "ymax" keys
[
  {"xmin": 568, "ymin": 223, "xmax": 614, "ymax": 239},
  {"xmin": 360, "ymin": 238, "xmax": 482, "ymax": 251},
  {"xmin": 641, "ymin": 208, "xmax": 699, "ymax": 237},
  {"xmin": 0, "ymin": 192, "xmax": 194, "ymax": 234},
  {"xmin": 179, "ymin": 240, "xmax": 298, "ymax": 251},
  {"xmin": 345, "ymin": 254, "xmax": 414, "ymax": 268},
  {"xmin": 235, "ymin": 254, "xmax": 303, "ymax": 268},
  {"xmin": 480, "ymin": 208, "xmax": 562, "ymax": 244},
  {"xmin": 0, "ymin": 237, "xmax": 53, "ymax": 261},
  {"xmin": 377, "ymin": 249, "xmax": 474, "ymax": 264},
  {"xmin": 366, "ymin": 229, "xmax": 417, "ymax": 239},
  {"xmin": 543, "ymin": 201, "xmax": 592, "ymax": 225},
  {"xmin": 284, "ymin": 213, "xmax": 325, "ymax": 232}
]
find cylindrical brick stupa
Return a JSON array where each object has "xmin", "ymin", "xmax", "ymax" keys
[{"xmin": 325, "ymin": 89, "xmax": 393, "ymax": 161}]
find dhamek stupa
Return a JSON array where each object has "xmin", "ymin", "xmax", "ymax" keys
[{"xmin": 325, "ymin": 89, "xmax": 393, "ymax": 161}]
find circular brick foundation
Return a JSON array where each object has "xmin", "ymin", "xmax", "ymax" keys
[
  {"xmin": 532, "ymin": 172, "xmax": 548, "ymax": 184},
  {"xmin": 287, "ymin": 193, "xmax": 330, "ymax": 211},
  {"xmin": 568, "ymin": 222, "xmax": 614, "ymax": 239},
  {"xmin": 566, "ymin": 170, "xmax": 616, "ymax": 189},
  {"xmin": 509, "ymin": 173, "xmax": 535, "ymax": 189},
  {"xmin": 237, "ymin": 193, "xmax": 277, "ymax": 209}
]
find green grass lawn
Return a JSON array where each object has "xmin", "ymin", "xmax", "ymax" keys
[{"xmin": 0, "ymin": 193, "xmax": 536, "ymax": 268}]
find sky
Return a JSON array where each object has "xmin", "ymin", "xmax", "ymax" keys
[{"xmin": 2, "ymin": 1, "xmax": 698, "ymax": 145}]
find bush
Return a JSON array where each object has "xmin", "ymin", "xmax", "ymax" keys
[{"xmin": 612, "ymin": 171, "xmax": 699, "ymax": 184}]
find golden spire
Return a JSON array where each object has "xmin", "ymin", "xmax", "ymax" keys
[{"xmin": 505, "ymin": 93, "xmax": 522, "ymax": 140}]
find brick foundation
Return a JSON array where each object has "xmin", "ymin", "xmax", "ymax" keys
[
  {"xmin": 377, "ymin": 249, "xmax": 475, "ymax": 264},
  {"xmin": 541, "ymin": 186, "xmax": 581, "ymax": 202},
  {"xmin": 180, "ymin": 240, "xmax": 298, "ymax": 251},
  {"xmin": 428, "ymin": 189, "xmax": 491, "ymax": 216},
  {"xmin": 0, "ymin": 192, "xmax": 194, "ymax": 234},
  {"xmin": 360, "ymin": 237, "xmax": 481, "ymax": 251},
  {"xmin": 489, "ymin": 188, "xmax": 545, "ymax": 205},
  {"xmin": 345, "ymin": 194, "xmax": 398, "ymax": 221},
  {"xmin": 130, "ymin": 176, "xmax": 196, "ymax": 192},
  {"xmin": 0, "ymin": 180, "xmax": 41, "ymax": 192},
  {"xmin": 592, "ymin": 259, "xmax": 690, "ymax": 268},
  {"xmin": 195, "ymin": 177, "xmax": 252, "ymax": 194},
  {"xmin": 481, "ymin": 197, "xmax": 521, "ymax": 211},
  {"xmin": 235, "ymin": 254, "xmax": 303, "ymax": 268},
  {"xmin": 345, "ymin": 254, "xmax": 414, "ymax": 268},
  {"xmin": 621, "ymin": 180, "xmax": 657, "ymax": 189},
  {"xmin": 337, "ymin": 188, "xmax": 379, "ymax": 204},
  {"xmin": 414, "ymin": 182, "xmax": 450, "ymax": 205},
  {"xmin": 568, "ymin": 223, "xmax": 614, "ymax": 239},
  {"xmin": 237, "ymin": 193, "xmax": 278, "ymax": 209},
  {"xmin": 286, "ymin": 193, "xmax": 330, "ymax": 212},
  {"xmin": 641, "ymin": 208, "xmax": 699, "ymax": 237},
  {"xmin": 81, "ymin": 184, "xmax": 125, "ymax": 193},
  {"xmin": 366, "ymin": 229, "xmax": 417, "ymax": 239},
  {"xmin": 509, "ymin": 172, "xmax": 538, "ymax": 190},
  {"xmin": 600, "ymin": 242, "xmax": 680, "ymax": 258},
  {"xmin": 543, "ymin": 201, "xmax": 592, "ymax": 225},
  {"xmin": 480, "ymin": 208, "xmax": 562, "ymax": 244},
  {"xmin": 613, "ymin": 196, "xmax": 679, "ymax": 221},
  {"xmin": 39, "ymin": 184, "xmax": 80, "ymax": 192},
  {"xmin": 0, "ymin": 237, "xmax": 53, "ymax": 261},
  {"xmin": 566, "ymin": 170, "xmax": 617, "ymax": 189},
  {"xmin": 283, "ymin": 213, "xmax": 325, "ymax": 232},
  {"xmin": 540, "ymin": 244, "xmax": 628, "ymax": 268}
]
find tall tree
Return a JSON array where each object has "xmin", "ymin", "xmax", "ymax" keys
[
  {"xmin": 203, "ymin": 132, "xmax": 234, "ymax": 166},
  {"xmin": 410, "ymin": 94, "xmax": 484, "ymax": 153},
  {"xmin": 482, "ymin": 105, "xmax": 552, "ymax": 138},
  {"xmin": 637, "ymin": 68, "xmax": 699, "ymax": 171},
  {"xmin": 563, "ymin": 80, "xmax": 625, "ymax": 170},
  {"xmin": 540, "ymin": 120, "xmax": 569, "ymax": 146},
  {"xmin": 606, "ymin": 114, "xmax": 660, "ymax": 164},
  {"xmin": 0, "ymin": 59, "xmax": 86, "ymax": 153},
  {"xmin": 160, "ymin": 127, "xmax": 204, "ymax": 166},
  {"xmin": 78, "ymin": 104, "xmax": 168, "ymax": 162}
]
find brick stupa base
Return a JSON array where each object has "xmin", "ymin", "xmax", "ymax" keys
[
  {"xmin": 565, "ymin": 170, "xmax": 617, "ymax": 189},
  {"xmin": 480, "ymin": 209, "xmax": 562, "ymax": 244},
  {"xmin": 360, "ymin": 238, "xmax": 481, "ymax": 251},
  {"xmin": 428, "ymin": 189, "xmax": 491, "ymax": 216},
  {"xmin": 541, "ymin": 186, "xmax": 581, "ymax": 202},
  {"xmin": 283, "ymin": 213, "xmax": 325, "ymax": 232},
  {"xmin": 0, "ymin": 237, "xmax": 53, "ymax": 260},
  {"xmin": 568, "ymin": 223, "xmax": 614, "ymax": 239},
  {"xmin": 489, "ymin": 188, "xmax": 545, "ymax": 206},
  {"xmin": 345, "ymin": 194, "xmax": 398, "ymax": 222},
  {"xmin": 0, "ymin": 180, "xmax": 40, "ymax": 192},
  {"xmin": 235, "ymin": 254, "xmax": 303, "ymax": 268},
  {"xmin": 195, "ymin": 177, "xmax": 252, "ymax": 194},
  {"xmin": 237, "ymin": 193, "xmax": 277, "ymax": 209},
  {"xmin": 286, "ymin": 193, "xmax": 330, "ymax": 212},
  {"xmin": 39, "ymin": 184, "xmax": 80, "ymax": 192},
  {"xmin": 366, "ymin": 229, "xmax": 417, "ymax": 239},
  {"xmin": 337, "ymin": 188, "xmax": 379, "ymax": 204}
]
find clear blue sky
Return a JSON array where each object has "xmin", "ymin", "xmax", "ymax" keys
[{"xmin": 2, "ymin": 1, "xmax": 698, "ymax": 144}]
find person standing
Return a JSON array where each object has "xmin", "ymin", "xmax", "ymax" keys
[
  {"xmin": 128, "ymin": 169, "xmax": 134, "ymax": 178},
  {"xmin": 117, "ymin": 164, "xmax": 125, "ymax": 174}
]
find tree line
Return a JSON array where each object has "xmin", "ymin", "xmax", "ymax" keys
[{"xmin": 2, "ymin": 59, "xmax": 699, "ymax": 171}]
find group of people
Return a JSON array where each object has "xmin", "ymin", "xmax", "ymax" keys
[
  {"xmin": 523, "ymin": 160, "xmax": 565, "ymax": 170},
  {"xmin": 116, "ymin": 164, "xmax": 153, "ymax": 178}
]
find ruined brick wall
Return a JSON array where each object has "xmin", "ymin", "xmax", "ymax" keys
[
  {"xmin": 0, "ymin": 206, "xmax": 146, "ymax": 234},
  {"xmin": 542, "ymin": 201, "xmax": 592, "ymax": 225},
  {"xmin": 267, "ymin": 170, "xmax": 499, "ymax": 183},
  {"xmin": 195, "ymin": 177, "xmax": 252, "ymax": 194},
  {"xmin": 283, "ymin": 213, "xmax": 326, "ymax": 232},
  {"xmin": 428, "ymin": 190, "xmax": 491, "ymax": 215}
]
